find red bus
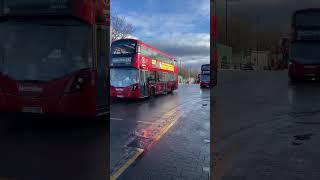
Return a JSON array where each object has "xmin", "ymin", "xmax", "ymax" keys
[
  {"xmin": 110, "ymin": 39, "xmax": 178, "ymax": 99},
  {"xmin": 0, "ymin": 0, "xmax": 110, "ymax": 118},
  {"xmin": 200, "ymin": 64, "xmax": 210, "ymax": 88},
  {"xmin": 289, "ymin": 8, "xmax": 320, "ymax": 81}
]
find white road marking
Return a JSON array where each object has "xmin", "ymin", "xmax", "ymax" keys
[{"xmin": 111, "ymin": 117, "xmax": 124, "ymax": 121}]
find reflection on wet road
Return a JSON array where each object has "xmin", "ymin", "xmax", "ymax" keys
[
  {"xmin": 111, "ymin": 84, "xmax": 210, "ymax": 179},
  {"xmin": 212, "ymin": 70, "xmax": 320, "ymax": 180}
]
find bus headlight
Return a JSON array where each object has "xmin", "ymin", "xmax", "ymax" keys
[
  {"xmin": 132, "ymin": 84, "xmax": 138, "ymax": 91},
  {"xmin": 65, "ymin": 73, "xmax": 90, "ymax": 93}
]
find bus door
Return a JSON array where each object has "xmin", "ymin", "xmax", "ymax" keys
[
  {"xmin": 156, "ymin": 72, "xmax": 164, "ymax": 93},
  {"xmin": 96, "ymin": 25, "xmax": 109, "ymax": 115},
  {"xmin": 140, "ymin": 70, "xmax": 148, "ymax": 97},
  {"xmin": 164, "ymin": 72, "xmax": 168, "ymax": 93}
]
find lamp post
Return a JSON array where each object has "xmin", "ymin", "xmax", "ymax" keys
[{"xmin": 226, "ymin": 0, "xmax": 228, "ymax": 45}]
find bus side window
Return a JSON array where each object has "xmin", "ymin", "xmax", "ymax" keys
[
  {"xmin": 155, "ymin": 72, "xmax": 159, "ymax": 82},
  {"xmin": 158, "ymin": 72, "xmax": 164, "ymax": 82}
]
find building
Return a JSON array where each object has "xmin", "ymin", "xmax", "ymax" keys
[
  {"xmin": 243, "ymin": 50, "xmax": 271, "ymax": 70},
  {"xmin": 217, "ymin": 44, "xmax": 233, "ymax": 69}
]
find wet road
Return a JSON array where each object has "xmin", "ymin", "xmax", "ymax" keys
[
  {"xmin": 111, "ymin": 84, "xmax": 210, "ymax": 179},
  {"xmin": 212, "ymin": 70, "xmax": 320, "ymax": 180},
  {"xmin": 0, "ymin": 116, "xmax": 108, "ymax": 180}
]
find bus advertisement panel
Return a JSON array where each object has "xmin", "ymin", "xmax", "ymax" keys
[
  {"xmin": 110, "ymin": 39, "xmax": 179, "ymax": 99},
  {"xmin": 0, "ymin": 0, "xmax": 110, "ymax": 118},
  {"xmin": 289, "ymin": 9, "xmax": 320, "ymax": 81}
]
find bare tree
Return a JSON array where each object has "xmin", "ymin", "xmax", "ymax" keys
[{"xmin": 111, "ymin": 15, "xmax": 134, "ymax": 41}]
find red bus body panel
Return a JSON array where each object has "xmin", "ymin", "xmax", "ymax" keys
[
  {"xmin": 0, "ymin": 69, "xmax": 97, "ymax": 117},
  {"xmin": 288, "ymin": 62, "xmax": 320, "ymax": 78},
  {"xmin": 110, "ymin": 85, "xmax": 140, "ymax": 100},
  {"xmin": 200, "ymin": 81, "xmax": 210, "ymax": 88}
]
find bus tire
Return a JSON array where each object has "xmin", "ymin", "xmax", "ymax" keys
[{"xmin": 170, "ymin": 87, "xmax": 174, "ymax": 94}]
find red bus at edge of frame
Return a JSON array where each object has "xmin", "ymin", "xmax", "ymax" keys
[{"xmin": 0, "ymin": 0, "xmax": 110, "ymax": 118}]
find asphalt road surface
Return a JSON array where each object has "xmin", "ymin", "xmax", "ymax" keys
[
  {"xmin": 0, "ymin": 115, "xmax": 108, "ymax": 180},
  {"xmin": 111, "ymin": 84, "xmax": 210, "ymax": 179},
  {"xmin": 212, "ymin": 70, "xmax": 320, "ymax": 180}
]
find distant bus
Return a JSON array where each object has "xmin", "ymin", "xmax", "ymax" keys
[
  {"xmin": 110, "ymin": 39, "xmax": 179, "ymax": 99},
  {"xmin": 289, "ymin": 8, "xmax": 320, "ymax": 81},
  {"xmin": 0, "ymin": 0, "xmax": 110, "ymax": 118},
  {"xmin": 200, "ymin": 64, "xmax": 210, "ymax": 88}
]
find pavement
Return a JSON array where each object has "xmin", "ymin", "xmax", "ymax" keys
[
  {"xmin": 1, "ymin": 70, "xmax": 316, "ymax": 180},
  {"xmin": 111, "ymin": 84, "xmax": 210, "ymax": 179},
  {"xmin": 212, "ymin": 70, "xmax": 320, "ymax": 180}
]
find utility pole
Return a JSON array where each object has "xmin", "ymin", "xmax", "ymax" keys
[
  {"xmin": 256, "ymin": 15, "xmax": 260, "ymax": 67},
  {"xmin": 225, "ymin": 0, "xmax": 228, "ymax": 45}
]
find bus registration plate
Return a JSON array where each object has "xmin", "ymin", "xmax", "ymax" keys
[{"xmin": 22, "ymin": 107, "xmax": 43, "ymax": 114}]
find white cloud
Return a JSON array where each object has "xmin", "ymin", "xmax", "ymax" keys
[{"xmin": 112, "ymin": 0, "xmax": 210, "ymax": 68}]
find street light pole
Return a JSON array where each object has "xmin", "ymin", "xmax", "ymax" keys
[{"xmin": 226, "ymin": 0, "xmax": 228, "ymax": 45}]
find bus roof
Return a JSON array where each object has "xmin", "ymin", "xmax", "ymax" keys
[
  {"xmin": 112, "ymin": 38, "xmax": 177, "ymax": 61},
  {"xmin": 0, "ymin": 0, "xmax": 109, "ymax": 25}
]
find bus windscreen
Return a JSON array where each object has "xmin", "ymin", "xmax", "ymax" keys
[
  {"xmin": 111, "ymin": 40, "xmax": 136, "ymax": 56},
  {"xmin": 0, "ymin": 19, "xmax": 91, "ymax": 81},
  {"xmin": 295, "ymin": 12, "xmax": 320, "ymax": 27},
  {"xmin": 290, "ymin": 42, "xmax": 320, "ymax": 63}
]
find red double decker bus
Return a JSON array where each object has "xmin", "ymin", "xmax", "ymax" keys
[
  {"xmin": 289, "ymin": 8, "xmax": 320, "ymax": 81},
  {"xmin": 200, "ymin": 64, "xmax": 210, "ymax": 88},
  {"xmin": 110, "ymin": 39, "xmax": 178, "ymax": 99},
  {"xmin": 0, "ymin": 0, "xmax": 110, "ymax": 118}
]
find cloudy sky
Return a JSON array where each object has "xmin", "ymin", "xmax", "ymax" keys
[
  {"xmin": 111, "ymin": 0, "xmax": 210, "ymax": 70},
  {"xmin": 216, "ymin": 0, "xmax": 320, "ymax": 31}
]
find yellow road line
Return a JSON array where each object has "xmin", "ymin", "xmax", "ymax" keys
[
  {"xmin": 110, "ymin": 110, "xmax": 182, "ymax": 180},
  {"xmin": 155, "ymin": 112, "xmax": 181, "ymax": 141},
  {"xmin": 110, "ymin": 148, "xmax": 144, "ymax": 180}
]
